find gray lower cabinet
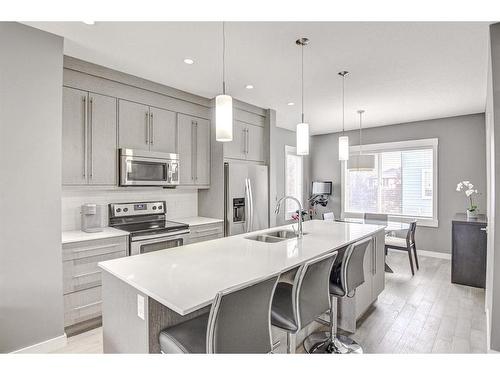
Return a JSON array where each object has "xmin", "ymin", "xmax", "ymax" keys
[
  {"xmin": 338, "ymin": 230, "xmax": 385, "ymax": 333},
  {"xmin": 62, "ymin": 236, "xmax": 128, "ymax": 335},
  {"xmin": 178, "ymin": 114, "xmax": 211, "ymax": 186},
  {"xmin": 118, "ymin": 99, "xmax": 177, "ymax": 153},
  {"xmin": 224, "ymin": 121, "xmax": 265, "ymax": 162},
  {"xmin": 186, "ymin": 222, "xmax": 224, "ymax": 244},
  {"xmin": 62, "ymin": 87, "xmax": 117, "ymax": 185}
]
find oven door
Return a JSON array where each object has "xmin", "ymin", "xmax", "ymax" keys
[
  {"xmin": 130, "ymin": 231, "xmax": 189, "ymax": 256},
  {"xmin": 120, "ymin": 155, "xmax": 179, "ymax": 186}
]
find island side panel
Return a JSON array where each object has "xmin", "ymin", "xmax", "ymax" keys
[
  {"xmin": 102, "ymin": 271, "xmax": 150, "ymax": 353},
  {"xmin": 148, "ymin": 299, "xmax": 211, "ymax": 353}
]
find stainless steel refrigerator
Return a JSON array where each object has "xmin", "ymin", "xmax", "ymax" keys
[{"xmin": 224, "ymin": 161, "xmax": 269, "ymax": 236}]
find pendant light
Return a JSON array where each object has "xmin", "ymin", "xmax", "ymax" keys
[
  {"xmin": 347, "ymin": 110, "xmax": 375, "ymax": 170},
  {"xmin": 216, "ymin": 22, "xmax": 233, "ymax": 142},
  {"xmin": 296, "ymin": 38, "xmax": 310, "ymax": 156},
  {"xmin": 338, "ymin": 71, "xmax": 349, "ymax": 161}
]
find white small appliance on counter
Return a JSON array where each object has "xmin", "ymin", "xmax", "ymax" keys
[{"xmin": 81, "ymin": 204, "xmax": 104, "ymax": 233}]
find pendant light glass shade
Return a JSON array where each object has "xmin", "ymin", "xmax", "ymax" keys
[
  {"xmin": 338, "ymin": 136, "xmax": 349, "ymax": 161},
  {"xmin": 216, "ymin": 22, "xmax": 233, "ymax": 142},
  {"xmin": 296, "ymin": 122, "xmax": 309, "ymax": 155},
  {"xmin": 215, "ymin": 94, "xmax": 233, "ymax": 142},
  {"xmin": 347, "ymin": 109, "xmax": 375, "ymax": 171},
  {"xmin": 347, "ymin": 154, "xmax": 375, "ymax": 170}
]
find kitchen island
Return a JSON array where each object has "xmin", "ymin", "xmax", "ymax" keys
[{"xmin": 98, "ymin": 220, "xmax": 386, "ymax": 353}]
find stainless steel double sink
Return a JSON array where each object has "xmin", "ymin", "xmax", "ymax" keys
[{"xmin": 245, "ymin": 230, "xmax": 307, "ymax": 243}]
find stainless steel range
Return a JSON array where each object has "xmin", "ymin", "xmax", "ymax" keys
[{"xmin": 109, "ymin": 201, "xmax": 189, "ymax": 256}]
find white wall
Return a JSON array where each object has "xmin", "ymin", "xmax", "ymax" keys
[
  {"xmin": 0, "ymin": 23, "xmax": 64, "ymax": 352},
  {"xmin": 62, "ymin": 188, "xmax": 198, "ymax": 231}
]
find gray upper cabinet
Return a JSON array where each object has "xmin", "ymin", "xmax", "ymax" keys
[
  {"xmin": 118, "ymin": 100, "xmax": 177, "ymax": 154},
  {"xmin": 178, "ymin": 113, "xmax": 210, "ymax": 186},
  {"xmin": 223, "ymin": 121, "xmax": 265, "ymax": 162},
  {"xmin": 149, "ymin": 107, "xmax": 177, "ymax": 154},
  {"xmin": 89, "ymin": 93, "xmax": 117, "ymax": 185},
  {"xmin": 63, "ymin": 87, "xmax": 88, "ymax": 185},
  {"xmin": 62, "ymin": 87, "xmax": 117, "ymax": 186},
  {"xmin": 118, "ymin": 100, "xmax": 150, "ymax": 151}
]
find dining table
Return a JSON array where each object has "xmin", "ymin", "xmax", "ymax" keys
[{"xmin": 337, "ymin": 218, "xmax": 410, "ymax": 273}]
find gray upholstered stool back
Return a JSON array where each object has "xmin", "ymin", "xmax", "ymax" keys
[
  {"xmin": 338, "ymin": 237, "xmax": 372, "ymax": 296},
  {"xmin": 206, "ymin": 273, "xmax": 280, "ymax": 353},
  {"xmin": 293, "ymin": 252, "xmax": 338, "ymax": 330}
]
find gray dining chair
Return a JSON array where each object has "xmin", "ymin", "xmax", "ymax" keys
[
  {"xmin": 385, "ymin": 221, "xmax": 418, "ymax": 275},
  {"xmin": 364, "ymin": 212, "xmax": 388, "ymax": 224},
  {"xmin": 159, "ymin": 273, "xmax": 280, "ymax": 353},
  {"xmin": 270, "ymin": 251, "xmax": 338, "ymax": 353}
]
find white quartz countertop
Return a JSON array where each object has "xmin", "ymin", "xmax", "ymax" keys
[
  {"xmin": 98, "ymin": 220, "xmax": 384, "ymax": 315},
  {"xmin": 175, "ymin": 216, "xmax": 223, "ymax": 227},
  {"xmin": 62, "ymin": 227, "xmax": 129, "ymax": 244}
]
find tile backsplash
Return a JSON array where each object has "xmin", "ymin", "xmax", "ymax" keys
[{"xmin": 62, "ymin": 187, "xmax": 198, "ymax": 231}]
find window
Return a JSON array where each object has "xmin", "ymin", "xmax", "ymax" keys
[
  {"xmin": 342, "ymin": 139, "xmax": 438, "ymax": 226},
  {"xmin": 285, "ymin": 145, "xmax": 303, "ymax": 219}
]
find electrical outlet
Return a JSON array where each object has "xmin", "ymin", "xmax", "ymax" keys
[{"xmin": 137, "ymin": 294, "xmax": 145, "ymax": 320}]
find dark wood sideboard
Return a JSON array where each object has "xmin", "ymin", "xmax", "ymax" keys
[{"xmin": 451, "ymin": 213, "xmax": 487, "ymax": 288}]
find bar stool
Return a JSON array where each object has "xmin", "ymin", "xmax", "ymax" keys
[
  {"xmin": 159, "ymin": 273, "xmax": 280, "ymax": 353},
  {"xmin": 270, "ymin": 251, "xmax": 337, "ymax": 353},
  {"xmin": 303, "ymin": 237, "xmax": 371, "ymax": 354}
]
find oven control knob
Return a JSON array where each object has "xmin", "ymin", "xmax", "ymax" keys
[
  {"xmin": 158, "ymin": 205, "xmax": 163, "ymax": 210},
  {"xmin": 116, "ymin": 208, "xmax": 121, "ymax": 213},
  {"xmin": 152, "ymin": 206, "xmax": 157, "ymax": 210},
  {"xmin": 123, "ymin": 208, "xmax": 128, "ymax": 212}
]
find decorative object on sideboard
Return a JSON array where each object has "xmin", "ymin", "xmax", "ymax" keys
[
  {"xmin": 216, "ymin": 21, "xmax": 233, "ymax": 142},
  {"xmin": 81, "ymin": 203, "xmax": 104, "ymax": 233},
  {"xmin": 456, "ymin": 180, "xmax": 480, "ymax": 219},
  {"xmin": 295, "ymin": 37, "xmax": 310, "ymax": 156},
  {"xmin": 338, "ymin": 71, "xmax": 350, "ymax": 161}
]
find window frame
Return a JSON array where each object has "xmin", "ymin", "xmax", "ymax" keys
[
  {"xmin": 284, "ymin": 145, "xmax": 303, "ymax": 220},
  {"xmin": 341, "ymin": 138, "xmax": 438, "ymax": 227}
]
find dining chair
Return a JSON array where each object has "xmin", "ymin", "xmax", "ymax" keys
[
  {"xmin": 363, "ymin": 213, "xmax": 388, "ymax": 224},
  {"xmin": 322, "ymin": 212, "xmax": 335, "ymax": 221},
  {"xmin": 384, "ymin": 221, "xmax": 418, "ymax": 275}
]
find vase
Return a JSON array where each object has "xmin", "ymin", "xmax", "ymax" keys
[{"xmin": 466, "ymin": 209, "xmax": 479, "ymax": 219}]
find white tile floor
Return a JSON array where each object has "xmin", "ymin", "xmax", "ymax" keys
[{"xmin": 52, "ymin": 251, "xmax": 487, "ymax": 354}]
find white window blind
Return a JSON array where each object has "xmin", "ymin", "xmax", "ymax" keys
[
  {"xmin": 285, "ymin": 146, "xmax": 303, "ymax": 218},
  {"xmin": 342, "ymin": 139, "xmax": 438, "ymax": 226}
]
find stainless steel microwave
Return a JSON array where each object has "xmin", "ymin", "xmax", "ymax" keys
[{"xmin": 119, "ymin": 148, "xmax": 180, "ymax": 187}]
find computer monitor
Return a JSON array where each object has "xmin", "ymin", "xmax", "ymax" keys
[{"xmin": 311, "ymin": 181, "xmax": 332, "ymax": 195}]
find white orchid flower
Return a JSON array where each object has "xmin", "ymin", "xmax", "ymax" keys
[
  {"xmin": 456, "ymin": 182, "xmax": 463, "ymax": 191},
  {"xmin": 465, "ymin": 189, "xmax": 478, "ymax": 197},
  {"xmin": 463, "ymin": 180, "xmax": 470, "ymax": 185},
  {"xmin": 468, "ymin": 183, "xmax": 474, "ymax": 189}
]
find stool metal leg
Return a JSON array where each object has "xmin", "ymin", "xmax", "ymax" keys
[
  {"xmin": 287, "ymin": 332, "xmax": 296, "ymax": 354},
  {"xmin": 303, "ymin": 295, "xmax": 363, "ymax": 354}
]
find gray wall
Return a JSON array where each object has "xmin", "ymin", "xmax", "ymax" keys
[
  {"xmin": 488, "ymin": 22, "xmax": 500, "ymax": 352},
  {"xmin": 0, "ymin": 23, "xmax": 64, "ymax": 352},
  {"xmin": 310, "ymin": 113, "xmax": 486, "ymax": 254}
]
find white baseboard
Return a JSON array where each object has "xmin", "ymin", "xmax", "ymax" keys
[
  {"xmin": 11, "ymin": 333, "xmax": 67, "ymax": 354},
  {"xmin": 387, "ymin": 248, "xmax": 451, "ymax": 260}
]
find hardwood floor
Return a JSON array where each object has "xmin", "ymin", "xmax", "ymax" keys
[{"xmin": 51, "ymin": 251, "xmax": 487, "ymax": 354}]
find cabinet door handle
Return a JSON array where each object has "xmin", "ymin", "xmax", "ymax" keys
[
  {"xmin": 83, "ymin": 96, "xmax": 88, "ymax": 179},
  {"xmin": 73, "ymin": 300, "xmax": 102, "ymax": 311},
  {"xmin": 372, "ymin": 236, "xmax": 377, "ymax": 275},
  {"xmin": 194, "ymin": 122, "xmax": 198, "ymax": 181},
  {"xmin": 481, "ymin": 227, "xmax": 488, "ymax": 232},
  {"xmin": 145, "ymin": 112, "xmax": 150, "ymax": 145},
  {"xmin": 246, "ymin": 128, "xmax": 250, "ymax": 155},
  {"xmin": 89, "ymin": 97, "xmax": 94, "ymax": 179},
  {"xmin": 150, "ymin": 112, "xmax": 154, "ymax": 145},
  {"xmin": 191, "ymin": 121, "xmax": 195, "ymax": 181}
]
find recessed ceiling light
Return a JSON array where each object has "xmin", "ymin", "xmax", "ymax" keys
[
  {"xmin": 82, "ymin": 21, "xmax": 95, "ymax": 25},
  {"xmin": 287, "ymin": 102, "xmax": 295, "ymax": 106},
  {"xmin": 245, "ymin": 84, "xmax": 254, "ymax": 89},
  {"xmin": 184, "ymin": 58, "xmax": 194, "ymax": 65}
]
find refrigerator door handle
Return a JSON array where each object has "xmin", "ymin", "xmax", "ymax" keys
[
  {"xmin": 244, "ymin": 179, "xmax": 250, "ymax": 232},
  {"xmin": 247, "ymin": 178, "xmax": 254, "ymax": 232}
]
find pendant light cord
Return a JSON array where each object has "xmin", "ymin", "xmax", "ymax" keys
[
  {"xmin": 222, "ymin": 21, "xmax": 226, "ymax": 95},
  {"xmin": 301, "ymin": 42, "xmax": 304, "ymax": 123},
  {"xmin": 342, "ymin": 75, "xmax": 345, "ymax": 135}
]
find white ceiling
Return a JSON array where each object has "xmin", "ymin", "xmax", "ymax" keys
[{"xmin": 26, "ymin": 22, "xmax": 489, "ymax": 134}]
